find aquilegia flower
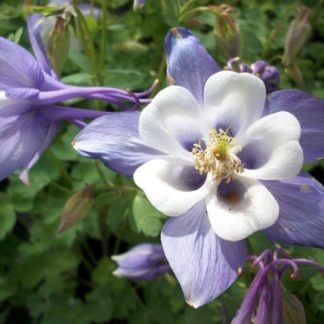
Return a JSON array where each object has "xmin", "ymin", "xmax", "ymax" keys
[
  {"xmin": 112, "ymin": 243, "xmax": 170, "ymax": 280},
  {"xmin": 73, "ymin": 27, "xmax": 324, "ymax": 307},
  {"xmin": 232, "ymin": 249, "xmax": 324, "ymax": 323},
  {"xmin": 0, "ymin": 35, "xmax": 117, "ymax": 183},
  {"xmin": 0, "ymin": 13, "xmax": 153, "ymax": 183}
]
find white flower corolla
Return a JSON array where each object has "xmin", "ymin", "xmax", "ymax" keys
[{"xmin": 134, "ymin": 71, "xmax": 303, "ymax": 241}]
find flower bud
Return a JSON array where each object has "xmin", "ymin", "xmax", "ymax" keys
[
  {"xmin": 112, "ymin": 244, "xmax": 170, "ymax": 280},
  {"xmin": 58, "ymin": 185, "xmax": 95, "ymax": 233},
  {"xmin": 226, "ymin": 58, "xmax": 280, "ymax": 93},
  {"xmin": 251, "ymin": 60, "xmax": 280, "ymax": 93},
  {"xmin": 282, "ymin": 6, "xmax": 312, "ymax": 67},
  {"xmin": 213, "ymin": 5, "xmax": 242, "ymax": 60},
  {"xmin": 47, "ymin": 16, "xmax": 71, "ymax": 75}
]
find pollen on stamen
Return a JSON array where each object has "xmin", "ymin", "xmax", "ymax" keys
[{"xmin": 192, "ymin": 129, "xmax": 244, "ymax": 183}]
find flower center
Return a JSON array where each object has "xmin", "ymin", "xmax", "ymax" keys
[{"xmin": 192, "ymin": 129, "xmax": 244, "ymax": 183}]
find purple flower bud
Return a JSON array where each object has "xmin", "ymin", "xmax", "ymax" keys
[
  {"xmin": 226, "ymin": 58, "xmax": 280, "ymax": 93},
  {"xmin": 239, "ymin": 63, "xmax": 252, "ymax": 73},
  {"xmin": 232, "ymin": 249, "xmax": 324, "ymax": 323},
  {"xmin": 251, "ymin": 60, "xmax": 280, "ymax": 93},
  {"xmin": 112, "ymin": 244, "xmax": 171, "ymax": 280},
  {"xmin": 251, "ymin": 60, "xmax": 268, "ymax": 75}
]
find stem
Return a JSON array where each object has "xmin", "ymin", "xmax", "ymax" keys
[
  {"xmin": 74, "ymin": 6, "xmax": 98, "ymax": 81},
  {"xmin": 151, "ymin": 58, "xmax": 165, "ymax": 97},
  {"xmin": 81, "ymin": 239, "xmax": 97, "ymax": 267},
  {"xmin": 262, "ymin": 5, "xmax": 294, "ymax": 59},
  {"xmin": 50, "ymin": 182, "xmax": 72, "ymax": 195},
  {"xmin": 99, "ymin": 0, "xmax": 108, "ymax": 83},
  {"xmin": 48, "ymin": 149, "xmax": 74, "ymax": 184},
  {"xmin": 95, "ymin": 160, "xmax": 114, "ymax": 187},
  {"xmin": 98, "ymin": 208, "xmax": 109, "ymax": 256}
]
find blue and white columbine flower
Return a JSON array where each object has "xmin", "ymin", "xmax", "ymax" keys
[
  {"xmin": 0, "ymin": 14, "xmax": 152, "ymax": 183},
  {"xmin": 73, "ymin": 27, "xmax": 324, "ymax": 307}
]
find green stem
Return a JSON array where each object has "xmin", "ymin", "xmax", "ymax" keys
[
  {"xmin": 262, "ymin": 5, "xmax": 294, "ymax": 59},
  {"xmin": 48, "ymin": 149, "xmax": 73, "ymax": 184},
  {"xmin": 179, "ymin": 6, "xmax": 208, "ymax": 23},
  {"xmin": 50, "ymin": 182, "xmax": 72, "ymax": 195},
  {"xmin": 113, "ymin": 223, "xmax": 127, "ymax": 255},
  {"xmin": 95, "ymin": 161, "xmax": 114, "ymax": 188},
  {"xmin": 99, "ymin": 0, "xmax": 108, "ymax": 83},
  {"xmin": 74, "ymin": 6, "xmax": 98, "ymax": 83},
  {"xmin": 98, "ymin": 208, "xmax": 109, "ymax": 256},
  {"xmin": 152, "ymin": 57, "xmax": 166, "ymax": 97},
  {"xmin": 81, "ymin": 239, "xmax": 97, "ymax": 267}
]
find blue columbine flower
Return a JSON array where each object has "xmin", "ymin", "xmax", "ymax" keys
[
  {"xmin": 73, "ymin": 27, "xmax": 324, "ymax": 307},
  {"xmin": 0, "ymin": 14, "xmax": 153, "ymax": 183},
  {"xmin": 232, "ymin": 249, "xmax": 324, "ymax": 323},
  {"xmin": 112, "ymin": 243, "xmax": 170, "ymax": 280}
]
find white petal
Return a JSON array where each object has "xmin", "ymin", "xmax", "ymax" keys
[
  {"xmin": 139, "ymin": 86, "xmax": 203, "ymax": 161},
  {"xmin": 203, "ymin": 71, "xmax": 266, "ymax": 136},
  {"xmin": 134, "ymin": 158, "xmax": 214, "ymax": 216},
  {"xmin": 238, "ymin": 111, "xmax": 303, "ymax": 180},
  {"xmin": 207, "ymin": 177, "xmax": 279, "ymax": 241}
]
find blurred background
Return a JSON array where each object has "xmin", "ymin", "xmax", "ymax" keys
[{"xmin": 0, "ymin": 0, "xmax": 323, "ymax": 323}]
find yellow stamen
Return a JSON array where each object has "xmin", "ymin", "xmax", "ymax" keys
[{"xmin": 192, "ymin": 129, "xmax": 244, "ymax": 182}]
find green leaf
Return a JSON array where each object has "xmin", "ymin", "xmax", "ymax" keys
[
  {"xmin": 131, "ymin": 193, "xmax": 164, "ymax": 237},
  {"xmin": 84, "ymin": 287, "xmax": 113, "ymax": 322},
  {"xmin": 107, "ymin": 193, "xmax": 133, "ymax": 231},
  {"xmin": 0, "ymin": 198, "xmax": 16, "ymax": 240},
  {"xmin": 0, "ymin": 277, "xmax": 16, "ymax": 301},
  {"xmin": 310, "ymin": 273, "xmax": 324, "ymax": 291},
  {"xmin": 7, "ymin": 26, "xmax": 23, "ymax": 43}
]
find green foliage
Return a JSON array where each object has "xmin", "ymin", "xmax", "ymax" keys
[
  {"xmin": 0, "ymin": 0, "xmax": 323, "ymax": 323},
  {"xmin": 131, "ymin": 193, "xmax": 164, "ymax": 237}
]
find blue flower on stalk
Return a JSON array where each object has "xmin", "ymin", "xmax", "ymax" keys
[
  {"xmin": 112, "ymin": 243, "xmax": 170, "ymax": 280},
  {"xmin": 0, "ymin": 14, "xmax": 151, "ymax": 183},
  {"xmin": 232, "ymin": 249, "xmax": 324, "ymax": 323},
  {"xmin": 73, "ymin": 27, "xmax": 324, "ymax": 307}
]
